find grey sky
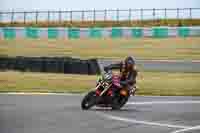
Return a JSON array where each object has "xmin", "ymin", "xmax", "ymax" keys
[{"xmin": 0, "ymin": 0, "xmax": 200, "ymax": 11}]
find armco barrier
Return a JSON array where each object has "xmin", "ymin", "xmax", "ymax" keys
[
  {"xmin": 88, "ymin": 59, "xmax": 101, "ymax": 75},
  {"xmin": 64, "ymin": 57, "xmax": 73, "ymax": 74},
  {"xmin": 89, "ymin": 28, "xmax": 102, "ymax": 38},
  {"xmin": 68, "ymin": 28, "xmax": 80, "ymax": 39},
  {"xmin": 27, "ymin": 57, "xmax": 44, "ymax": 72},
  {"xmin": 42, "ymin": 57, "xmax": 65, "ymax": 73},
  {"xmin": 0, "ymin": 57, "xmax": 16, "ymax": 70},
  {"xmin": 132, "ymin": 28, "xmax": 143, "ymax": 38},
  {"xmin": 3, "ymin": 28, "xmax": 16, "ymax": 39},
  {"xmin": 48, "ymin": 28, "xmax": 59, "ymax": 39},
  {"xmin": 178, "ymin": 27, "xmax": 190, "ymax": 37},
  {"xmin": 26, "ymin": 27, "xmax": 39, "ymax": 39},
  {"xmin": 79, "ymin": 60, "xmax": 89, "ymax": 74},
  {"xmin": 15, "ymin": 57, "xmax": 26, "ymax": 71},
  {"xmin": 111, "ymin": 28, "xmax": 122, "ymax": 38},
  {"xmin": 0, "ymin": 57, "xmax": 8, "ymax": 70},
  {"xmin": 152, "ymin": 27, "xmax": 168, "ymax": 38},
  {"xmin": 0, "ymin": 57, "xmax": 100, "ymax": 75},
  {"xmin": 0, "ymin": 27, "xmax": 200, "ymax": 39},
  {"xmin": 69, "ymin": 59, "xmax": 81, "ymax": 74},
  {"xmin": 57, "ymin": 57, "xmax": 65, "ymax": 73}
]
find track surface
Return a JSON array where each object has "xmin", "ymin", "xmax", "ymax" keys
[{"xmin": 0, "ymin": 94, "xmax": 200, "ymax": 133}]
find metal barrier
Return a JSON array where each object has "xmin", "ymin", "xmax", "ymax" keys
[
  {"xmin": 0, "ymin": 8, "xmax": 200, "ymax": 23},
  {"xmin": 0, "ymin": 27, "xmax": 200, "ymax": 39},
  {"xmin": 0, "ymin": 57, "xmax": 101, "ymax": 75}
]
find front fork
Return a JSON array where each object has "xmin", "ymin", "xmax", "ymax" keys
[{"xmin": 94, "ymin": 83, "xmax": 112, "ymax": 104}]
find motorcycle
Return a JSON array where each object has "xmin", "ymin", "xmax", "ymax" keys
[{"xmin": 81, "ymin": 71, "xmax": 134, "ymax": 110}]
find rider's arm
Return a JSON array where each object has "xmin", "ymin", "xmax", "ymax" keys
[{"xmin": 120, "ymin": 70, "xmax": 138, "ymax": 85}]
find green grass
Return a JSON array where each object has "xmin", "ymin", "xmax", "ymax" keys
[
  {"xmin": 0, "ymin": 38, "xmax": 199, "ymax": 96},
  {"xmin": 0, "ymin": 71, "xmax": 200, "ymax": 96},
  {"xmin": 0, "ymin": 19, "xmax": 200, "ymax": 27},
  {"xmin": 0, "ymin": 37, "xmax": 200, "ymax": 60},
  {"xmin": 0, "ymin": 71, "xmax": 96, "ymax": 93}
]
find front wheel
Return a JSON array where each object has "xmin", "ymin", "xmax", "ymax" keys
[
  {"xmin": 81, "ymin": 91, "xmax": 96, "ymax": 110},
  {"xmin": 111, "ymin": 95, "xmax": 129, "ymax": 110}
]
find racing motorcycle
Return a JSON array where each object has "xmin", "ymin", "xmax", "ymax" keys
[{"xmin": 81, "ymin": 71, "xmax": 135, "ymax": 110}]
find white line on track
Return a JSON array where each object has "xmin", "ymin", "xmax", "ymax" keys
[
  {"xmin": 127, "ymin": 101, "xmax": 200, "ymax": 105},
  {"xmin": 0, "ymin": 92, "xmax": 83, "ymax": 96},
  {"xmin": 97, "ymin": 100, "xmax": 200, "ymax": 133},
  {"xmin": 171, "ymin": 125, "xmax": 200, "ymax": 133},
  {"xmin": 99, "ymin": 113, "xmax": 191, "ymax": 129}
]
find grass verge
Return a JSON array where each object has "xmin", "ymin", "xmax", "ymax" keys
[
  {"xmin": 0, "ymin": 37, "xmax": 200, "ymax": 60},
  {"xmin": 0, "ymin": 71, "xmax": 200, "ymax": 96},
  {"xmin": 0, "ymin": 19, "xmax": 200, "ymax": 27}
]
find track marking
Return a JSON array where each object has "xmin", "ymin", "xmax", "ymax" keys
[
  {"xmin": 171, "ymin": 125, "xmax": 200, "ymax": 133},
  {"xmin": 127, "ymin": 101, "xmax": 200, "ymax": 105},
  {"xmin": 99, "ymin": 113, "xmax": 191, "ymax": 129},
  {"xmin": 0, "ymin": 92, "xmax": 83, "ymax": 96},
  {"xmin": 96, "ymin": 100, "xmax": 200, "ymax": 132}
]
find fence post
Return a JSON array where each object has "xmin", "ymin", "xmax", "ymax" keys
[
  {"xmin": 93, "ymin": 9, "xmax": 96, "ymax": 23},
  {"xmin": 104, "ymin": 9, "xmax": 107, "ymax": 21},
  {"xmin": 81, "ymin": 10, "xmax": 84, "ymax": 22},
  {"xmin": 59, "ymin": 10, "xmax": 62, "ymax": 24},
  {"xmin": 47, "ymin": 11, "xmax": 50, "ymax": 24},
  {"xmin": 11, "ymin": 10, "xmax": 14, "ymax": 24},
  {"xmin": 189, "ymin": 8, "xmax": 192, "ymax": 19},
  {"xmin": 153, "ymin": 8, "xmax": 155, "ymax": 20},
  {"xmin": 0, "ymin": 12, "xmax": 2, "ymax": 23},
  {"xmin": 23, "ymin": 12, "xmax": 26, "ymax": 24},
  {"xmin": 70, "ymin": 10, "xmax": 72, "ymax": 24},
  {"xmin": 128, "ymin": 8, "xmax": 132, "ymax": 23},
  {"xmin": 140, "ymin": 8, "xmax": 143, "ymax": 20},
  {"xmin": 164, "ymin": 8, "xmax": 167, "ymax": 19},
  {"xmin": 36, "ymin": 11, "xmax": 38, "ymax": 24},
  {"xmin": 116, "ymin": 9, "xmax": 119, "ymax": 22},
  {"xmin": 164, "ymin": 8, "xmax": 167, "ymax": 25},
  {"xmin": 177, "ymin": 8, "xmax": 179, "ymax": 19}
]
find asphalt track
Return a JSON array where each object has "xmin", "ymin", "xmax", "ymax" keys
[{"xmin": 1, "ymin": 94, "xmax": 200, "ymax": 133}]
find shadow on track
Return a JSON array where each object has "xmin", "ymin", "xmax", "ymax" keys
[{"xmin": 89, "ymin": 107, "xmax": 140, "ymax": 112}]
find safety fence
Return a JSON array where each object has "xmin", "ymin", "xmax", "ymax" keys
[
  {"xmin": 0, "ymin": 57, "xmax": 101, "ymax": 75},
  {"xmin": 0, "ymin": 27, "xmax": 200, "ymax": 39},
  {"xmin": 1, "ymin": 8, "xmax": 200, "ymax": 23}
]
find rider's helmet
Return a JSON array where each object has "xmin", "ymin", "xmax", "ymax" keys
[{"xmin": 125, "ymin": 56, "xmax": 135, "ymax": 70}]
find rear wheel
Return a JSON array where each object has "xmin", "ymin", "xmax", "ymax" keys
[{"xmin": 81, "ymin": 91, "xmax": 96, "ymax": 110}]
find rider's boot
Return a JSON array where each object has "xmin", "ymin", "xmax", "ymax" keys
[{"xmin": 130, "ymin": 85, "xmax": 137, "ymax": 96}]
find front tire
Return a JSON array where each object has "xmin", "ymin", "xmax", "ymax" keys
[
  {"xmin": 111, "ymin": 95, "xmax": 129, "ymax": 110},
  {"xmin": 81, "ymin": 91, "xmax": 96, "ymax": 110}
]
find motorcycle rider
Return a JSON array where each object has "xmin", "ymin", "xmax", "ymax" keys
[{"xmin": 104, "ymin": 56, "xmax": 138, "ymax": 96}]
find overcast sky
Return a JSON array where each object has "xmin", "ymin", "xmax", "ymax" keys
[{"xmin": 0, "ymin": 0, "xmax": 200, "ymax": 11}]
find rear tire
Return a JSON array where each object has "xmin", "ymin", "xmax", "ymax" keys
[{"xmin": 81, "ymin": 91, "xmax": 96, "ymax": 110}]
